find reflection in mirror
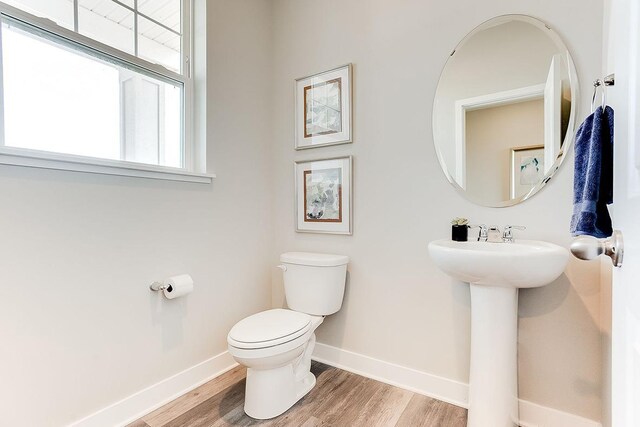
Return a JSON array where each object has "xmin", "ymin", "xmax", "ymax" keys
[{"xmin": 433, "ymin": 15, "xmax": 577, "ymax": 207}]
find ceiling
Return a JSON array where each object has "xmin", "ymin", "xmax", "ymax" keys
[{"xmin": 76, "ymin": 0, "xmax": 181, "ymax": 51}]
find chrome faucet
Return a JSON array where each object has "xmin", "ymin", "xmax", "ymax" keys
[
  {"xmin": 469, "ymin": 224, "xmax": 488, "ymax": 242},
  {"xmin": 502, "ymin": 225, "xmax": 526, "ymax": 243},
  {"xmin": 469, "ymin": 224, "xmax": 526, "ymax": 243}
]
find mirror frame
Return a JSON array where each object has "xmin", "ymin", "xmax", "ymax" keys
[{"xmin": 432, "ymin": 14, "xmax": 579, "ymax": 207}]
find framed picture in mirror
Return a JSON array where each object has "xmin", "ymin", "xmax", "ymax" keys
[
  {"xmin": 511, "ymin": 145, "xmax": 545, "ymax": 199},
  {"xmin": 295, "ymin": 156, "xmax": 352, "ymax": 234},
  {"xmin": 295, "ymin": 64, "xmax": 352, "ymax": 150}
]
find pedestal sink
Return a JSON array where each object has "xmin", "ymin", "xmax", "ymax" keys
[{"xmin": 428, "ymin": 239, "xmax": 569, "ymax": 427}]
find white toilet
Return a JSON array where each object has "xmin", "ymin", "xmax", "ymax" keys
[{"xmin": 227, "ymin": 252, "xmax": 349, "ymax": 419}]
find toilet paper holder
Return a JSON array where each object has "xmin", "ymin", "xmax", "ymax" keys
[
  {"xmin": 150, "ymin": 281, "xmax": 173, "ymax": 292},
  {"xmin": 149, "ymin": 274, "xmax": 194, "ymax": 299}
]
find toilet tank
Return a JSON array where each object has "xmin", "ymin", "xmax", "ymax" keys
[{"xmin": 280, "ymin": 252, "xmax": 349, "ymax": 316}]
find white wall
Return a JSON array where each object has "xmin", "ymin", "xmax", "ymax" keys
[
  {"xmin": 0, "ymin": 1, "xmax": 274, "ymax": 425},
  {"xmin": 271, "ymin": 0, "xmax": 604, "ymax": 422}
]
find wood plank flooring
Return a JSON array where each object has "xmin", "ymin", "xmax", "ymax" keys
[{"xmin": 130, "ymin": 362, "xmax": 467, "ymax": 427}]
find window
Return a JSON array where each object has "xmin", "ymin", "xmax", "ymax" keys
[{"xmin": 0, "ymin": 1, "xmax": 209, "ymax": 182}]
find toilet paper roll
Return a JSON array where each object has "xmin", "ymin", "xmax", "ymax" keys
[{"xmin": 163, "ymin": 274, "xmax": 194, "ymax": 299}]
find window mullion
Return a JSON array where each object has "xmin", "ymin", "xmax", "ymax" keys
[
  {"xmin": 73, "ymin": 0, "xmax": 78, "ymax": 32},
  {"xmin": 184, "ymin": 0, "xmax": 190, "ymax": 79},
  {"xmin": 181, "ymin": 0, "xmax": 192, "ymax": 170},
  {"xmin": 133, "ymin": 0, "xmax": 138, "ymax": 57}
]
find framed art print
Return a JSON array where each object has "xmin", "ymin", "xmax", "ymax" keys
[
  {"xmin": 295, "ymin": 64, "xmax": 352, "ymax": 150},
  {"xmin": 295, "ymin": 156, "xmax": 353, "ymax": 234},
  {"xmin": 510, "ymin": 144, "xmax": 545, "ymax": 199}
]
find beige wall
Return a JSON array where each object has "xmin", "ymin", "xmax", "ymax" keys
[
  {"xmin": 466, "ymin": 99, "xmax": 544, "ymax": 204},
  {"xmin": 0, "ymin": 1, "xmax": 274, "ymax": 425},
  {"xmin": 271, "ymin": 0, "xmax": 604, "ymax": 421}
]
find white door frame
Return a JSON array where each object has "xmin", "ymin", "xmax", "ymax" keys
[{"xmin": 606, "ymin": 0, "xmax": 640, "ymax": 425}]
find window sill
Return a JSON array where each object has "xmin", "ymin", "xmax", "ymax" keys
[{"xmin": 0, "ymin": 147, "xmax": 214, "ymax": 184}]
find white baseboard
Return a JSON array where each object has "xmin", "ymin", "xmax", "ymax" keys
[
  {"xmin": 69, "ymin": 351, "xmax": 237, "ymax": 427},
  {"xmin": 67, "ymin": 343, "xmax": 601, "ymax": 427},
  {"xmin": 312, "ymin": 342, "xmax": 601, "ymax": 427},
  {"xmin": 312, "ymin": 342, "xmax": 468, "ymax": 408}
]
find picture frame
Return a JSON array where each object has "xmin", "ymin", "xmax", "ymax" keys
[
  {"xmin": 295, "ymin": 64, "xmax": 352, "ymax": 150},
  {"xmin": 510, "ymin": 144, "xmax": 545, "ymax": 199},
  {"xmin": 295, "ymin": 156, "xmax": 353, "ymax": 235}
]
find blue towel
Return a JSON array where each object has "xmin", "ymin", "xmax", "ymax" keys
[{"xmin": 570, "ymin": 105, "xmax": 614, "ymax": 238}]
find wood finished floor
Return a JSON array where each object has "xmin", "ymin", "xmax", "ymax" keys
[{"xmin": 130, "ymin": 362, "xmax": 467, "ymax": 427}]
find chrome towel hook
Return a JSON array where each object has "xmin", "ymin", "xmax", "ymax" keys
[{"xmin": 591, "ymin": 73, "xmax": 615, "ymax": 113}]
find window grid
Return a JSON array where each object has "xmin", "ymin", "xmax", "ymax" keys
[
  {"xmin": 0, "ymin": 0, "xmax": 195, "ymax": 173},
  {"xmin": 71, "ymin": 0, "xmax": 182, "ymax": 73}
]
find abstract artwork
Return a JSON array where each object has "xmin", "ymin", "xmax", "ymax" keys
[
  {"xmin": 511, "ymin": 145, "xmax": 545, "ymax": 199},
  {"xmin": 304, "ymin": 168, "xmax": 342, "ymax": 222},
  {"xmin": 295, "ymin": 64, "xmax": 352, "ymax": 149},
  {"xmin": 295, "ymin": 157, "xmax": 352, "ymax": 234},
  {"xmin": 519, "ymin": 155, "xmax": 544, "ymax": 185},
  {"xmin": 304, "ymin": 78, "xmax": 342, "ymax": 138}
]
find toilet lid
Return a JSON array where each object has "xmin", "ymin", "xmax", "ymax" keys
[{"xmin": 228, "ymin": 309, "xmax": 312, "ymax": 349}]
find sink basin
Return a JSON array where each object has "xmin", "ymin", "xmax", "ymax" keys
[
  {"xmin": 428, "ymin": 238, "xmax": 569, "ymax": 427},
  {"xmin": 428, "ymin": 239, "xmax": 569, "ymax": 288}
]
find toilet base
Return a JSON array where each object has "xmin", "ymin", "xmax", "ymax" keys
[
  {"xmin": 231, "ymin": 320, "xmax": 323, "ymax": 419},
  {"xmin": 244, "ymin": 366, "xmax": 316, "ymax": 419}
]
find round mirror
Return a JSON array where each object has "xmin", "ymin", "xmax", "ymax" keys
[{"xmin": 432, "ymin": 15, "xmax": 578, "ymax": 207}]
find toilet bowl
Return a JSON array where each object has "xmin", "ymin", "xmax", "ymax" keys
[
  {"xmin": 228, "ymin": 309, "xmax": 323, "ymax": 419},
  {"xmin": 227, "ymin": 252, "xmax": 348, "ymax": 419}
]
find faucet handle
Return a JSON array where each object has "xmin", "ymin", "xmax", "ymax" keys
[
  {"xmin": 503, "ymin": 225, "xmax": 526, "ymax": 242},
  {"xmin": 469, "ymin": 224, "xmax": 488, "ymax": 241}
]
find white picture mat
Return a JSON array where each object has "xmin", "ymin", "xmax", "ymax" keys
[
  {"xmin": 295, "ymin": 156, "xmax": 352, "ymax": 234},
  {"xmin": 295, "ymin": 64, "xmax": 352, "ymax": 149},
  {"xmin": 510, "ymin": 145, "xmax": 544, "ymax": 199}
]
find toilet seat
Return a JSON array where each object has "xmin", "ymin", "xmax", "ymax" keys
[{"xmin": 228, "ymin": 309, "xmax": 312, "ymax": 350}]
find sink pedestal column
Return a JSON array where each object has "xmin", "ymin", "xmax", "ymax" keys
[{"xmin": 468, "ymin": 284, "xmax": 519, "ymax": 427}]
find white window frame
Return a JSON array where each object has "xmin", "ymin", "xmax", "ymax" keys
[{"xmin": 0, "ymin": 1, "xmax": 212, "ymax": 184}]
